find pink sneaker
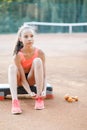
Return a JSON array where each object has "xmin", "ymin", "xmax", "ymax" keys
[
  {"xmin": 35, "ymin": 97, "xmax": 45, "ymax": 110},
  {"xmin": 11, "ymin": 99, "xmax": 22, "ymax": 114}
]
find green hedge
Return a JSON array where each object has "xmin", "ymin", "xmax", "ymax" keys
[{"xmin": 0, "ymin": 1, "xmax": 87, "ymax": 33}]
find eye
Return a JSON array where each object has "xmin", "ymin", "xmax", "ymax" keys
[
  {"xmin": 30, "ymin": 34, "xmax": 33, "ymax": 38},
  {"xmin": 24, "ymin": 35, "xmax": 28, "ymax": 38}
]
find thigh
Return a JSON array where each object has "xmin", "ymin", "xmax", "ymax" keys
[{"xmin": 27, "ymin": 64, "xmax": 35, "ymax": 86}]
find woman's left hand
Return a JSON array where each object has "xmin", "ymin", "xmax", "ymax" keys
[{"xmin": 30, "ymin": 92, "xmax": 36, "ymax": 98}]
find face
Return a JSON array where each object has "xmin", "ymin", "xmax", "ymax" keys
[{"xmin": 20, "ymin": 28, "xmax": 34, "ymax": 48}]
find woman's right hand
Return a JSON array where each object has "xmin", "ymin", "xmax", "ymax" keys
[{"xmin": 30, "ymin": 92, "xmax": 36, "ymax": 98}]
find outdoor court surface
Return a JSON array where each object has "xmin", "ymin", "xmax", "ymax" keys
[{"xmin": 0, "ymin": 33, "xmax": 87, "ymax": 130}]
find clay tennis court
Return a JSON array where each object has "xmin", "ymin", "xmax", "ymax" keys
[{"xmin": 0, "ymin": 33, "xmax": 87, "ymax": 130}]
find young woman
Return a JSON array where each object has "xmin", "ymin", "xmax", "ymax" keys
[{"xmin": 8, "ymin": 24, "xmax": 46, "ymax": 114}]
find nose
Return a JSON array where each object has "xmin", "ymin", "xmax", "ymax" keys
[
  {"xmin": 28, "ymin": 37, "xmax": 32, "ymax": 41},
  {"xmin": 28, "ymin": 37, "xmax": 31, "ymax": 40}
]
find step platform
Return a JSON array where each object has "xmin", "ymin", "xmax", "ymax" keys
[{"xmin": 0, "ymin": 83, "xmax": 54, "ymax": 100}]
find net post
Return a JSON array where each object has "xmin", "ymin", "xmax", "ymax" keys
[{"xmin": 69, "ymin": 25, "xmax": 72, "ymax": 34}]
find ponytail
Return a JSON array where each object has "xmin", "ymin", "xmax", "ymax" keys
[{"xmin": 13, "ymin": 41, "xmax": 23, "ymax": 55}]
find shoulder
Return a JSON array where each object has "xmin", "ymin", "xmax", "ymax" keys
[
  {"xmin": 38, "ymin": 48, "xmax": 45, "ymax": 56},
  {"xmin": 38, "ymin": 48, "xmax": 45, "ymax": 62},
  {"xmin": 13, "ymin": 52, "xmax": 21, "ymax": 62}
]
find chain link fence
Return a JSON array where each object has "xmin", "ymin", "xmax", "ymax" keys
[{"xmin": 0, "ymin": 1, "xmax": 87, "ymax": 33}]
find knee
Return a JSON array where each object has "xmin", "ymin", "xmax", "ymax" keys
[
  {"xmin": 8, "ymin": 64, "xmax": 17, "ymax": 73},
  {"xmin": 33, "ymin": 58, "xmax": 43, "ymax": 68}
]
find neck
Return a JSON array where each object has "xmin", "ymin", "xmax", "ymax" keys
[{"xmin": 23, "ymin": 46, "xmax": 34, "ymax": 53}]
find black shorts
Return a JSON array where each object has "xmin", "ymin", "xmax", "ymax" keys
[{"xmin": 25, "ymin": 73, "xmax": 28, "ymax": 79}]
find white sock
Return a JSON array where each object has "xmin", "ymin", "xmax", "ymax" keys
[
  {"xmin": 8, "ymin": 64, "xmax": 18, "ymax": 100},
  {"xmin": 33, "ymin": 58, "xmax": 43, "ymax": 96}
]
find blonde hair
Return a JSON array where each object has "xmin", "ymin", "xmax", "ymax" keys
[{"xmin": 18, "ymin": 24, "xmax": 35, "ymax": 37}]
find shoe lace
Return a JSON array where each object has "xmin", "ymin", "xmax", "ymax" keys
[
  {"xmin": 13, "ymin": 99, "xmax": 20, "ymax": 108},
  {"xmin": 36, "ymin": 97, "xmax": 43, "ymax": 103}
]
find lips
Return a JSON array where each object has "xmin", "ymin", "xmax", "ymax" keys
[{"xmin": 27, "ymin": 41, "xmax": 33, "ymax": 44}]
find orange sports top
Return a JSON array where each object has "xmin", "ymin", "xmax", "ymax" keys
[{"xmin": 19, "ymin": 48, "xmax": 38, "ymax": 69}]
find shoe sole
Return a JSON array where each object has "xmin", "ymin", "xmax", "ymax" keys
[
  {"xmin": 12, "ymin": 110, "xmax": 22, "ymax": 115},
  {"xmin": 34, "ymin": 106, "xmax": 45, "ymax": 110},
  {"xmin": 12, "ymin": 112, "xmax": 22, "ymax": 115}
]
